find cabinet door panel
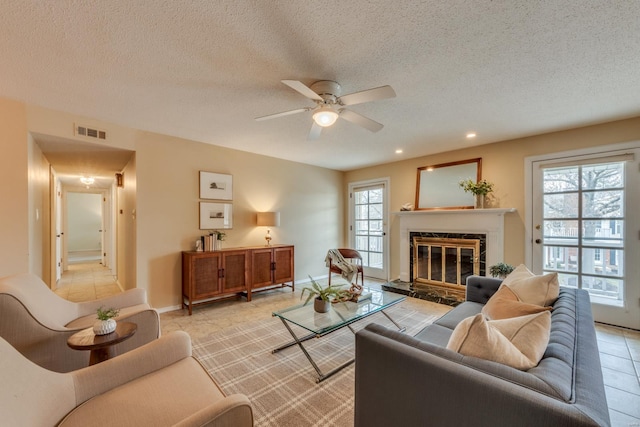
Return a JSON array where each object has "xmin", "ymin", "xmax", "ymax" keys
[
  {"xmin": 251, "ymin": 249, "xmax": 273, "ymax": 288},
  {"xmin": 222, "ymin": 251, "xmax": 248, "ymax": 292},
  {"xmin": 193, "ymin": 255, "xmax": 220, "ymax": 297},
  {"xmin": 274, "ymin": 247, "xmax": 294, "ymax": 283}
]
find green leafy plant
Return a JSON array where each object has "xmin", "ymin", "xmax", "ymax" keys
[
  {"xmin": 96, "ymin": 306, "xmax": 120, "ymax": 321},
  {"xmin": 301, "ymin": 276, "xmax": 347, "ymax": 305},
  {"xmin": 489, "ymin": 262, "xmax": 515, "ymax": 278},
  {"xmin": 459, "ymin": 179, "xmax": 494, "ymax": 195}
]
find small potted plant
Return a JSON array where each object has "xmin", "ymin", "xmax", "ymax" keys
[
  {"xmin": 301, "ymin": 276, "xmax": 346, "ymax": 313},
  {"xmin": 93, "ymin": 306, "xmax": 120, "ymax": 335},
  {"xmin": 459, "ymin": 178, "xmax": 494, "ymax": 208},
  {"xmin": 489, "ymin": 262, "xmax": 515, "ymax": 279}
]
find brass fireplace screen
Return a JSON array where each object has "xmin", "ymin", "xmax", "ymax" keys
[{"xmin": 412, "ymin": 237, "xmax": 480, "ymax": 288}]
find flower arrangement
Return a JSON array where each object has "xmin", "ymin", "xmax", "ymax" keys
[
  {"xmin": 212, "ymin": 230, "xmax": 226, "ymax": 241},
  {"xmin": 96, "ymin": 306, "xmax": 120, "ymax": 321},
  {"xmin": 458, "ymin": 178, "xmax": 494, "ymax": 196}
]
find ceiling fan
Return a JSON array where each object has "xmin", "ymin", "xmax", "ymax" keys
[{"xmin": 255, "ymin": 80, "xmax": 396, "ymax": 140}]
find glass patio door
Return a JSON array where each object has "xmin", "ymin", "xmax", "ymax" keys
[
  {"xmin": 349, "ymin": 179, "xmax": 389, "ymax": 281},
  {"xmin": 530, "ymin": 147, "xmax": 640, "ymax": 329}
]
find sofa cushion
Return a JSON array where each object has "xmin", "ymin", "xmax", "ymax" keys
[
  {"xmin": 446, "ymin": 311, "xmax": 551, "ymax": 370},
  {"xmin": 482, "ymin": 285, "xmax": 552, "ymax": 320},
  {"xmin": 59, "ymin": 358, "xmax": 227, "ymax": 426},
  {"xmin": 433, "ymin": 301, "xmax": 484, "ymax": 330},
  {"xmin": 502, "ymin": 264, "xmax": 559, "ymax": 306}
]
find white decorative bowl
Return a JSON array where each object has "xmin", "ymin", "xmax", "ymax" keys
[{"xmin": 93, "ymin": 318, "xmax": 117, "ymax": 335}]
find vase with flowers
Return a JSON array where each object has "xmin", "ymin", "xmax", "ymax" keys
[{"xmin": 459, "ymin": 179, "xmax": 494, "ymax": 209}]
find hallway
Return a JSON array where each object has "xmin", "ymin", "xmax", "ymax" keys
[{"xmin": 54, "ymin": 261, "xmax": 121, "ymax": 302}]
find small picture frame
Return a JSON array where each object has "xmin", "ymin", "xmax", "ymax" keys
[
  {"xmin": 200, "ymin": 171, "xmax": 232, "ymax": 200},
  {"xmin": 199, "ymin": 202, "xmax": 233, "ymax": 230}
]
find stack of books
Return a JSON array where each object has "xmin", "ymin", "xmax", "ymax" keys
[{"xmin": 200, "ymin": 234, "xmax": 216, "ymax": 251}]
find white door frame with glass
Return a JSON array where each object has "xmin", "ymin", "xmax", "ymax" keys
[
  {"xmin": 348, "ymin": 178, "xmax": 390, "ymax": 281},
  {"xmin": 525, "ymin": 142, "xmax": 640, "ymax": 329}
]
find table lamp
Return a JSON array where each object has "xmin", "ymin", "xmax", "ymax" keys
[{"xmin": 256, "ymin": 212, "xmax": 280, "ymax": 246}]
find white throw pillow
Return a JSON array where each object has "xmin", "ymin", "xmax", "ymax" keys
[
  {"xmin": 446, "ymin": 311, "xmax": 551, "ymax": 370},
  {"xmin": 502, "ymin": 264, "xmax": 559, "ymax": 307}
]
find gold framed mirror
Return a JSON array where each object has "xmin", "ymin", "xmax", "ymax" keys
[{"xmin": 415, "ymin": 158, "xmax": 482, "ymax": 210}]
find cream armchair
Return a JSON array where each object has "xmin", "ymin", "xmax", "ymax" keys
[
  {"xmin": 0, "ymin": 273, "xmax": 160, "ymax": 372},
  {"xmin": 0, "ymin": 331, "xmax": 253, "ymax": 426}
]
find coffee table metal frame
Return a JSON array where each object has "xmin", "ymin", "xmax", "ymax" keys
[{"xmin": 272, "ymin": 289, "xmax": 406, "ymax": 383}]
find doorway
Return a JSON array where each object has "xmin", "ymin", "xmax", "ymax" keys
[
  {"xmin": 34, "ymin": 133, "xmax": 134, "ymax": 288},
  {"xmin": 348, "ymin": 178, "xmax": 390, "ymax": 281},
  {"xmin": 66, "ymin": 191, "xmax": 104, "ymax": 264},
  {"xmin": 526, "ymin": 142, "xmax": 640, "ymax": 329}
]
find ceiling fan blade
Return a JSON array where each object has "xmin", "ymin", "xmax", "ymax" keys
[
  {"xmin": 255, "ymin": 107, "xmax": 309, "ymax": 121},
  {"xmin": 308, "ymin": 122, "xmax": 322, "ymax": 140},
  {"xmin": 340, "ymin": 109, "xmax": 384, "ymax": 132},
  {"xmin": 281, "ymin": 80, "xmax": 323, "ymax": 101},
  {"xmin": 339, "ymin": 85, "xmax": 396, "ymax": 106}
]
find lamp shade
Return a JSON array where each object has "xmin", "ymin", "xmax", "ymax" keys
[
  {"xmin": 312, "ymin": 107, "xmax": 339, "ymax": 127},
  {"xmin": 256, "ymin": 212, "xmax": 280, "ymax": 227}
]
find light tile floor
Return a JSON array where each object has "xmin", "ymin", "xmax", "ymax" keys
[
  {"xmin": 57, "ymin": 264, "xmax": 640, "ymax": 426},
  {"xmin": 54, "ymin": 261, "xmax": 121, "ymax": 302}
]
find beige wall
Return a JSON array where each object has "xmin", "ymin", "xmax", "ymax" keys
[
  {"xmin": 134, "ymin": 131, "xmax": 344, "ymax": 308},
  {"xmin": 117, "ymin": 155, "xmax": 137, "ymax": 291},
  {"xmin": 27, "ymin": 134, "xmax": 51, "ymax": 282},
  {"xmin": 345, "ymin": 116, "xmax": 640, "ymax": 280},
  {"xmin": 0, "ymin": 98, "xmax": 29, "ymax": 276}
]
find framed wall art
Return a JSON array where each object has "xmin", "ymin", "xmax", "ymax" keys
[
  {"xmin": 200, "ymin": 171, "xmax": 233, "ymax": 200},
  {"xmin": 199, "ymin": 202, "xmax": 233, "ymax": 230}
]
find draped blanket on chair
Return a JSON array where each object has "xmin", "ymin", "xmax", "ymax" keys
[{"xmin": 325, "ymin": 249, "xmax": 359, "ymax": 283}]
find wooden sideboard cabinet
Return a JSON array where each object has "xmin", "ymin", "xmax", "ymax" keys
[
  {"xmin": 249, "ymin": 245, "xmax": 295, "ymax": 299},
  {"xmin": 182, "ymin": 244, "xmax": 294, "ymax": 315}
]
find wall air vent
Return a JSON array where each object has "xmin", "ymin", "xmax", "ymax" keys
[{"xmin": 74, "ymin": 124, "xmax": 107, "ymax": 140}]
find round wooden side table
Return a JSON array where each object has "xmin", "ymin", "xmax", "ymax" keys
[{"xmin": 67, "ymin": 321, "xmax": 137, "ymax": 366}]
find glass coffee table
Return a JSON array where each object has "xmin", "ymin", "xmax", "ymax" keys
[{"xmin": 272, "ymin": 289, "xmax": 406, "ymax": 383}]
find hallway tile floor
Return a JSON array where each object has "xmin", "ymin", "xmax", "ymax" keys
[
  {"xmin": 54, "ymin": 261, "xmax": 121, "ymax": 302},
  {"xmin": 56, "ymin": 264, "xmax": 640, "ymax": 426}
]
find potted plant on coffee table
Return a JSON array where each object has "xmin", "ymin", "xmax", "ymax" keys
[
  {"xmin": 301, "ymin": 276, "xmax": 347, "ymax": 313},
  {"xmin": 93, "ymin": 306, "xmax": 120, "ymax": 335}
]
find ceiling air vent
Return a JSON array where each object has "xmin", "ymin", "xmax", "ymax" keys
[{"xmin": 74, "ymin": 124, "xmax": 107, "ymax": 140}]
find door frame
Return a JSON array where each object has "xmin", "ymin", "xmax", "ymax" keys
[
  {"xmin": 60, "ymin": 185, "xmax": 116, "ymax": 273},
  {"xmin": 348, "ymin": 177, "xmax": 390, "ymax": 281}
]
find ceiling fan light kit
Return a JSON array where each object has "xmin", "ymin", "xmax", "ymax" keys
[
  {"xmin": 312, "ymin": 106, "xmax": 339, "ymax": 127},
  {"xmin": 256, "ymin": 79, "xmax": 395, "ymax": 140}
]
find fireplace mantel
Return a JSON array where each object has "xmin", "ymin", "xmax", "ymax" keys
[{"xmin": 394, "ymin": 208, "xmax": 516, "ymax": 282}]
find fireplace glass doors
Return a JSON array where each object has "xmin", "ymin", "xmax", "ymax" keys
[{"xmin": 413, "ymin": 237, "xmax": 480, "ymax": 288}]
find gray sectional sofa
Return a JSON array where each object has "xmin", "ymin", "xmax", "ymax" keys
[{"xmin": 354, "ymin": 276, "xmax": 610, "ymax": 427}]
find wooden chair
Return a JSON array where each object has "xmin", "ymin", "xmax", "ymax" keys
[{"xmin": 327, "ymin": 248, "xmax": 364, "ymax": 286}]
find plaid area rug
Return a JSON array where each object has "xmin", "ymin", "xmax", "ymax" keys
[{"xmin": 192, "ymin": 304, "xmax": 440, "ymax": 427}]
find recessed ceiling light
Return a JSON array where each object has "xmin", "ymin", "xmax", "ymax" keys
[
  {"xmin": 466, "ymin": 132, "xmax": 477, "ymax": 139},
  {"xmin": 395, "ymin": 149, "xmax": 403, "ymax": 154}
]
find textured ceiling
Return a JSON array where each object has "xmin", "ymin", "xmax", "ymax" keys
[{"xmin": 2, "ymin": 1, "xmax": 640, "ymax": 171}]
